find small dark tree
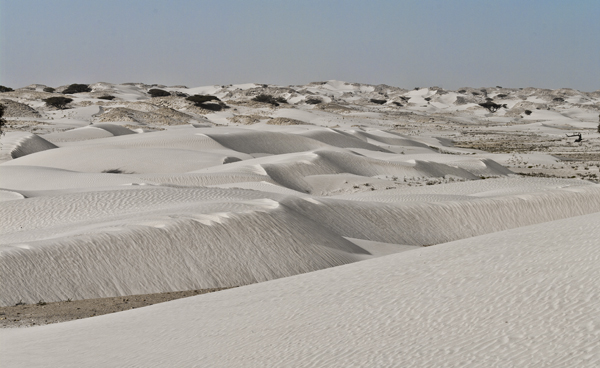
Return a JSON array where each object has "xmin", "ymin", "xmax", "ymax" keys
[
  {"xmin": 0, "ymin": 104, "xmax": 6, "ymax": 135},
  {"xmin": 186, "ymin": 95, "xmax": 222, "ymax": 110},
  {"xmin": 370, "ymin": 98, "xmax": 387, "ymax": 104},
  {"xmin": 252, "ymin": 94, "xmax": 280, "ymax": 106},
  {"xmin": 43, "ymin": 87, "xmax": 55, "ymax": 93},
  {"xmin": 148, "ymin": 88, "xmax": 170, "ymax": 97},
  {"xmin": 43, "ymin": 96, "xmax": 73, "ymax": 109},
  {"xmin": 305, "ymin": 97, "xmax": 322, "ymax": 105},
  {"xmin": 524, "ymin": 110, "xmax": 532, "ymax": 115},
  {"xmin": 98, "ymin": 95, "xmax": 115, "ymax": 100},
  {"xmin": 478, "ymin": 101, "xmax": 503, "ymax": 113},
  {"xmin": 186, "ymin": 95, "xmax": 220, "ymax": 105},
  {"xmin": 496, "ymin": 94, "xmax": 508, "ymax": 98},
  {"xmin": 275, "ymin": 96, "xmax": 287, "ymax": 104},
  {"xmin": 0, "ymin": 85, "xmax": 13, "ymax": 93},
  {"xmin": 63, "ymin": 84, "xmax": 91, "ymax": 94}
]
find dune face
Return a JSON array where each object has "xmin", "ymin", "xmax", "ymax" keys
[{"xmin": 1, "ymin": 81, "xmax": 600, "ymax": 366}]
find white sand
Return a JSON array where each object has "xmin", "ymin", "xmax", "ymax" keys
[{"xmin": 1, "ymin": 80, "xmax": 599, "ymax": 366}]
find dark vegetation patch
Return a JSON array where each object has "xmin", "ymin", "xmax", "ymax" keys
[
  {"xmin": 187, "ymin": 95, "xmax": 224, "ymax": 111},
  {"xmin": 63, "ymin": 84, "xmax": 91, "ymax": 94},
  {"xmin": 370, "ymin": 99, "xmax": 387, "ymax": 105},
  {"xmin": 252, "ymin": 94, "xmax": 281, "ymax": 106},
  {"xmin": 43, "ymin": 96, "xmax": 73, "ymax": 109},
  {"xmin": 101, "ymin": 168, "xmax": 135, "ymax": 174},
  {"xmin": 305, "ymin": 97, "xmax": 323, "ymax": 105},
  {"xmin": 0, "ymin": 85, "xmax": 14, "ymax": 93},
  {"xmin": 98, "ymin": 95, "xmax": 115, "ymax": 100},
  {"xmin": 148, "ymin": 88, "xmax": 171, "ymax": 97}
]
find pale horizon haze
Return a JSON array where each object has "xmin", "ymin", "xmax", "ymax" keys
[{"xmin": 1, "ymin": 0, "xmax": 599, "ymax": 91}]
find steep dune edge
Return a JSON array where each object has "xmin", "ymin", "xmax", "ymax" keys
[
  {"xmin": 0, "ymin": 132, "xmax": 57, "ymax": 162},
  {"xmin": 0, "ymin": 204, "xmax": 364, "ymax": 306},
  {"xmin": 287, "ymin": 185, "xmax": 600, "ymax": 245},
  {"xmin": 1, "ymin": 185, "xmax": 599, "ymax": 305}
]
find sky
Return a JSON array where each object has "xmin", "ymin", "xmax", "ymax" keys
[{"xmin": 1, "ymin": 0, "xmax": 599, "ymax": 91}]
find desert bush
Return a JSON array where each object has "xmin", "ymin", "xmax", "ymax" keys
[
  {"xmin": 496, "ymin": 94, "xmax": 507, "ymax": 98},
  {"xmin": 524, "ymin": 110, "xmax": 532, "ymax": 115},
  {"xmin": 471, "ymin": 91, "xmax": 480, "ymax": 96},
  {"xmin": 98, "ymin": 95, "xmax": 115, "ymax": 100},
  {"xmin": 305, "ymin": 97, "xmax": 322, "ymax": 105},
  {"xmin": 252, "ymin": 94, "xmax": 280, "ymax": 106},
  {"xmin": 148, "ymin": 88, "xmax": 170, "ymax": 97},
  {"xmin": 0, "ymin": 85, "xmax": 13, "ymax": 93},
  {"xmin": 186, "ymin": 95, "xmax": 220, "ymax": 105},
  {"xmin": 275, "ymin": 96, "xmax": 287, "ymax": 104},
  {"xmin": 63, "ymin": 84, "xmax": 91, "ymax": 94},
  {"xmin": 186, "ymin": 95, "xmax": 223, "ymax": 111},
  {"xmin": 0, "ymin": 104, "xmax": 5, "ymax": 134},
  {"xmin": 392, "ymin": 101, "xmax": 403, "ymax": 107},
  {"xmin": 43, "ymin": 96, "xmax": 73, "ymax": 109},
  {"xmin": 458, "ymin": 90, "xmax": 466, "ymax": 94},
  {"xmin": 553, "ymin": 97, "xmax": 564, "ymax": 102},
  {"xmin": 370, "ymin": 98, "xmax": 387, "ymax": 104},
  {"xmin": 424, "ymin": 97, "xmax": 431, "ymax": 102},
  {"xmin": 43, "ymin": 87, "xmax": 55, "ymax": 93},
  {"xmin": 102, "ymin": 168, "xmax": 134, "ymax": 174},
  {"xmin": 478, "ymin": 101, "xmax": 503, "ymax": 113},
  {"xmin": 198, "ymin": 103, "xmax": 223, "ymax": 111}
]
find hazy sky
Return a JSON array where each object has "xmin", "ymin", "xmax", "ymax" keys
[{"xmin": 1, "ymin": 0, "xmax": 599, "ymax": 91}]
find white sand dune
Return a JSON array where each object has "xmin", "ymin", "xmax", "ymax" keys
[
  {"xmin": 2, "ymin": 211, "xmax": 599, "ymax": 367},
  {"xmin": 1, "ymin": 81, "xmax": 599, "ymax": 366},
  {"xmin": 0, "ymin": 132, "xmax": 57, "ymax": 162},
  {"xmin": 1, "ymin": 181, "xmax": 599, "ymax": 306}
]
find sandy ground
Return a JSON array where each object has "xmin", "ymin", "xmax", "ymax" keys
[{"xmin": 0, "ymin": 288, "xmax": 231, "ymax": 328}]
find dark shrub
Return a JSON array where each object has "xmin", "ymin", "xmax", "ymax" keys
[
  {"xmin": 0, "ymin": 104, "xmax": 6, "ymax": 134},
  {"xmin": 524, "ymin": 110, "xmax": 532, "ymax": 115},
  {"xmin": 252, "ymin": 94, "xmax": 280, "ymax": 106},
  {"xmin": 186, "ymin": 95, "xmax": 223, "ymax": 111},
  {"xmin": 43, "ymin": 87, "xmax": 55, "ymax": 93},
  {"xmin": 478, "ymin": 101, "xmax": 503, "ymax": 113},
  {"xmin": 424, "ymin": 97, "xmax": 431, "ymax": 102},
  {"xmin": 102, "ymin": 168, "xmax": 135, "ymax": 174},
  {"xmin": 43, "ymin": 96, "xmax": 73, "ymax": 109},
  {"xmin": 148, "ymin": 88, "xmax": 170, "ymax": 97},
  {"xmin": 173, "ymin": 91, "xmax": 189, "ymax": 97},
  {"xmin": 98, "ymin": 95, "xmax": 115, "ymax": 100},
  {"xmin": 305, "ymin": 97, "xmax": 322, "ymax": 105},
  {"xmin": 471, "ymin": 92, "xmax": 480, "ymax": 96},
  {"xmin": 399, "ymin": 96, "xmax": 410, "ymax": 102},
  {"xmin": 496, "ymin": 94, "xmax": 508, "ymax": 98},
  {"xmin": 275, "ymin": 96, "xmax": 287, "ymax": 104},
  {"xmin": 186, "ymin": 95, "xmax": 221, "ymax": 105},
  {"xmin": 553, "ymin": 97, "xmax": 564, "ymax": 102},
  {"xmin": 0, "ymin": 85, "xmax": 13, "ymax": 93},
  {"xmin": 370, "ymin": 99, "xmax": 387, "ymax": 104},
  {"xmin": 392, "ymin": 101, "xmax": 403, "ymax": 107},
  {"xmin": 458, "ymin": 90, "xmax": 466, "ymax": 94},
  {"xmin": 198, "ymin": 103, "xmax": 223, "ymax": 111},
  {"xmin": 63, "ymin": 84, "xmax": 91, "ymax": 94}
]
